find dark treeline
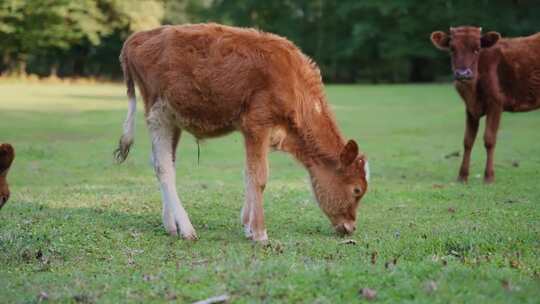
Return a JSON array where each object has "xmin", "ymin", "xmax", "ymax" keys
[{"xmin": 1, "ymin": 0, "xmax": 539, "ymax": 83}]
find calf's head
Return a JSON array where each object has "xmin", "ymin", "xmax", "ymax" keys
[
  {"xmin": 0, "ymin": 143, "xmax": 15, "ymax": 209},
  {"xmin": 431, "ymin": 26, "xmax": 500, "ymax": 82},
  {"xmin": 310, "ymin": 140, "xmax": 369, "ymax": 235}
]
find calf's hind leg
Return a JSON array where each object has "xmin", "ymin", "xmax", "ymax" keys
[{"xmin": 147, "ymin": 102, "xmax": 196, "ymax": 239}]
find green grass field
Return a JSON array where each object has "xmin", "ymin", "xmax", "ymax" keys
[{"xmin": 0, "ymin": 82, "xmax": 539, "ymax": 303}]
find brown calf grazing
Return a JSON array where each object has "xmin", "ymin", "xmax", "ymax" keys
[
  {"xmin": 114, "ymin": 23, "xmax": 369, "ymax": 242},
  {"xmin": 0, "ymin": 143, "xmax": 15, "ymax": 209},
  {"xmin": 431, "ymin": 26, "xmax": 540, "ymax": 183}
]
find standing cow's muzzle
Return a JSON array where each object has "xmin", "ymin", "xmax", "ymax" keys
[{"xmin": 454, "ymin": 68, "xmax": 473, "ymax": 81}]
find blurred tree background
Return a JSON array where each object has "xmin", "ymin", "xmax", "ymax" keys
[{"xmin": 1, "ymin": 0, "xmax": 539, "ymax": 83}]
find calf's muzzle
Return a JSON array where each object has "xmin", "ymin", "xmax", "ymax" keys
[{"xmin": 335, "ymin": 221, "xmax": 356, "ymax": 235}]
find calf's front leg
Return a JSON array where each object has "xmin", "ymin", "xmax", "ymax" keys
[
  {"xmin": 458, "ymin": 111, "xmax": 480, "ymax": 183},
  {"xmin": 242, "ymin": 130, "xmax": 270, "ymax": 242},
  {"xmin": 147, "ymin": 103, "xmax": 196, "ymax": 239},
  {"xmin": 483, "ymin": 109, "xmax": 502, "ymax": 184}
]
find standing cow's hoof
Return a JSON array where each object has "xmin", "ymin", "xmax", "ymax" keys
[
  {"xmin": 484, "ymin": 176, "xmax": 495, "ymax": 184},
  {"xmin": 457, "ymin": 175, "xmax": 468, "ymax": 183}
]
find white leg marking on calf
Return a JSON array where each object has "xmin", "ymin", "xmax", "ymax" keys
[
  {"xmin": 148, "ymin": 102, "xmax": 196, "ymax": 240},
  {"xmin": 241, "ymin": 207, "xmax": 252, "ymax": 239},
  {"xmin": 242, "ymin": 170, "xmax": 253, "ymax": 239},
  {"xmin": 244, "ymin": 169, "xmax": 267, "ymax": 242}
]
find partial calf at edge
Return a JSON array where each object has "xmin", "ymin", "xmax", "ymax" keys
[{"xmin": 0, "ymin": 143, "xmax": 15, "ymax": 209}]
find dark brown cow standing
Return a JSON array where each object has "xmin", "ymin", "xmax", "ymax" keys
[
  {"xmin": 431, "ymin": 26, "xmax": 540, "ymax": 183},
  {"xmin": 0, "ymin": 143, "xmax": 15, "ymax": 209}
]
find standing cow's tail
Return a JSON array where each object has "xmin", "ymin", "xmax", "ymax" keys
[{"xmin": 114, "ymin": 50, "xmax": 136, "ymax": 163}]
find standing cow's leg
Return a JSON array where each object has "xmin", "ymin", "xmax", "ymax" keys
[
  {"xmin": 147, "ymin": 102, "xmax": 196, "ymax": 239},
  {"xmin": 242, "ymin": 129, "xmax": 270, "ymax": 242},
  {"xmin": 458, "ymin": 111, "xmax": 480, "ymax": 182},
  {"xmin": 483, "ymin": 109, "xmax": 502, "ymax": 183}
]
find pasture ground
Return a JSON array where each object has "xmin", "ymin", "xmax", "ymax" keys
[{"xmin": 0, "ymin": 82, "xmax": 539, "ymax": 303}]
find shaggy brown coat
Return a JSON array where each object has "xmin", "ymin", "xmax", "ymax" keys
[
  {"xmin": 115, "ymin": 23, "xmax": 369, "ymax": 240},
  {"xmin": 431, "ymin": 26, "xmax": 540, "ymax": 183}
]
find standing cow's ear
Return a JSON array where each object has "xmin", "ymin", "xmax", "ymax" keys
[
  {"xmin": 340, "ymin": 140, "xmax": 359, "ymax": 166},
  {"xmin": 431, "ymin": 31, "xmax": 450, "ymax": 50},
  {"xmin": 481, "ymin": 31, "xmax": 501, "ymax": 48}
]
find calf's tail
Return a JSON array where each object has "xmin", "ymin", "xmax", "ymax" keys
[{"xmin": 114, "ymin": 51, "xmax": 136, "ymax": 163}]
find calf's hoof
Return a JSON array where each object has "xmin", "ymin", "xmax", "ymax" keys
[
  {"xmin": 457, "ymin": 175, "xmax": 468, "ymax": 183},
  {"xmin": 167, "ymin": 227, "xmax": 198, "ymax": 240},
  {"xmin": 484, "ymin": 176, "xmax": 495, "ymax": 184},
  {"xmin": 182, "ymin": 230, "xmax": 198, "ymax": 241},
  {"xmin": 250, "ymin": 229, "xmax": 268, "ymax": 244},
  {"xmin": 243, "ymin": 224, "xmax": 253, "ymax": 239},
  {"xmin": 165, "ymin": 221, "xmax": 198, "ymax": 240}
]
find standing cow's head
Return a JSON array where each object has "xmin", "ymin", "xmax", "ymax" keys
[
  {"xmin": 310, "ymin": 140, "xmax": 369, "ymax": 235},
  {"xmin": 431, "ymin": 26, "xmax": 500, "ymax": 82},
  {"xmin": 0, "ymin": 143, "xmax": 15, "ymax": 209}
]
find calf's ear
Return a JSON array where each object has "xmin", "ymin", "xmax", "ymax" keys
[
  {"xmin": 340, "ymin": 140, "xmax": 359, "ymax": 166},
  {"xmin": 431, "ymin": 31, "xmax": 450, "ymax": 50},
  {"xmin": 481, "ymin": 31, "xmax": 500, "ymax": 48}
]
